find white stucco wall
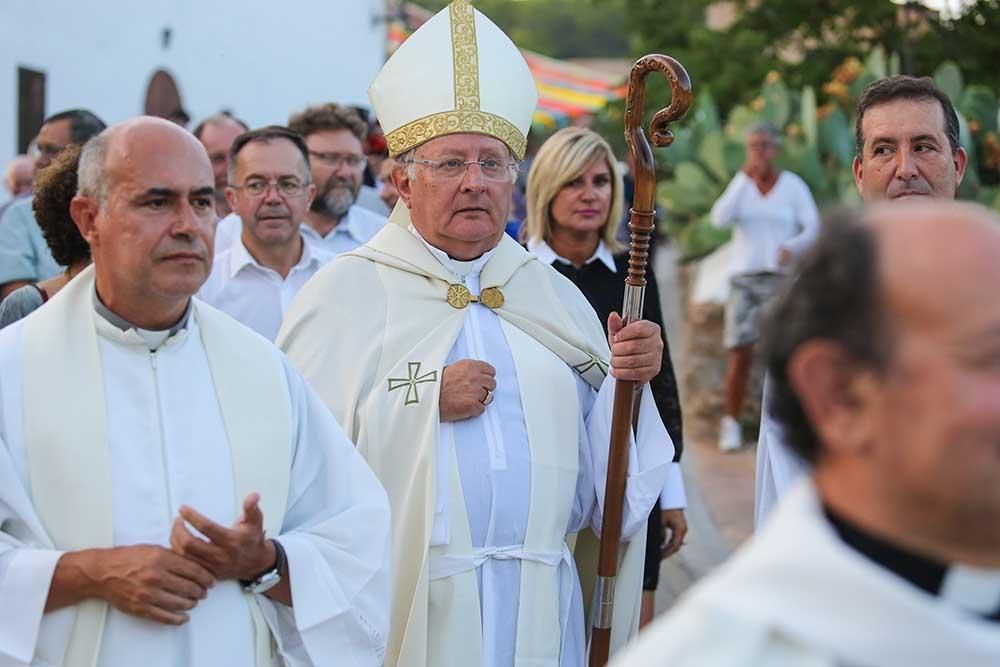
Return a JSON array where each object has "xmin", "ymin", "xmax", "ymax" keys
[{"xmin": 0, "ymin": 0, "xmax": 387, "ymax": 160}]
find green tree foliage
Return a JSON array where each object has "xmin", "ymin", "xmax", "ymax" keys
[{"xmin": 620, "ymin": 0, "xmax": 1000, "ymax": 114}]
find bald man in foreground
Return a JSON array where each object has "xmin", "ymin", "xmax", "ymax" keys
[
  {"xmin": 615, "ymin": 201, "xmax": 1000, "ymax": 666},
  {"xmin": 0, "ymin": 117, "xmax": 390, "ymax": 666}
]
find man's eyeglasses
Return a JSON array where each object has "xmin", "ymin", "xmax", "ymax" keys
[
  {"xmin": 408, "ymin": 157, "xmax": 519, "ymax": 182},
  {"xmin": 308, "ymin": 151, "xmax": 367, "ymax": 168},
  {"xmin": 231, "ymin": 177, "xmax": 310, "ymax": 198}
]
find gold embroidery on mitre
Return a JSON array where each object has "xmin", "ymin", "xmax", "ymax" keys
[
  {"xmin": 446, "ymin": 283, "xmax": 505, "ymax": 309},
  {"xmin": 449, "ymin": 0, "xmax": 480, "ymax": 111},
  {"xmin": 386, "ymin": 110, "xmax": 527, "ymax": 159}
]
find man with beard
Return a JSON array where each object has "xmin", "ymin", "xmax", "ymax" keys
[
  {"xmin": 286, "ymin": 103, "xmax": 387, "ymax": 255},
  {"xmin": 0, "ymin": 117, "xmax": 391, "ymax": 666},
  {"xmin": 754, "ymin": 75, "xmax": 968, "ymax": 527},
  {"xmin": 199, "ymin": 126, "xmax": 333, "ymax": 341}
]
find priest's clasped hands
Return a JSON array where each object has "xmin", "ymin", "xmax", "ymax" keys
[
  {"xmin": 438, "ymin": 314, "xmax": 663, "ymax": 422},
  {"xmin": 45, "ymin": 493, "xmax": 280, "ymax": 627},
  {"xmin": 170, "ymin": 492, "xmax": 275, "ymax": 584}
]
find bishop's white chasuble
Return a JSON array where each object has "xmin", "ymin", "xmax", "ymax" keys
[
  {"xmin": 279, "ymin": 203, "xmax": 672, "ymax": 666},
  {"xmin": 0, "ymin": 266, "xmax": 391, "ymax": 666}
]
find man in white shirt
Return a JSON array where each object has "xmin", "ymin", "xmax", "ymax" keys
[
  {"xmin": 214, "ymin": 105, "xmax": 387, "ymax": 257},
  {"xmin": 710, "ymin": 123, "xmax": 819, "ymax": 451},
  {"xmin": 199, "ymin": 126, "xmax": 332, "ymax": 341},
  {"xmin": 614, "ymin": 201, "xmax": 1000, "ymax": 667},
  {"xmin": 0, "ymin": 116, "xmax": 391, "ymax": 666},
  {"xmin": 287, "ymin": 103, "xmax": 387, "ymax": 254}
]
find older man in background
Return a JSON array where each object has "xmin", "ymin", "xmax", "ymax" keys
[{"xmin": 193, "ymin": 113, "xmax": 249, "ymax": 218}]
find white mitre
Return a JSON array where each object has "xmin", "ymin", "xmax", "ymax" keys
[{"xmin": 369, "ymin": 0, "xmax": 538, "ymax": 159}]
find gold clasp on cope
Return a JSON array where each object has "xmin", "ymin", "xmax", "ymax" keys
[{"xmin": 446, "ymin": 284, "xmax": 505, "ymax": 309}]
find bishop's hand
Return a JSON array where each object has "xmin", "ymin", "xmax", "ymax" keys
[
  {"xmin": 170, "ymin": 493, "xmax": 275, "ymax": 582},
  {"xmin": 607, "ymin": 312, "xmax": 663, "ymax": 383},
  {"xmin": 439, "ymin": 359, "xmax": 496, "ymax": 422}
]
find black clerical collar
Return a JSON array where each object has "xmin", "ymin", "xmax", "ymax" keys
[{"xmin": 824, "ymin": 505, "xmax": 1000, "ymax": 622}]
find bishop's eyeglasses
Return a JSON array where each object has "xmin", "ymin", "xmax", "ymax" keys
[{"xmin": 407, "ymin": 157, "xmax": 520, "ymax": 182}]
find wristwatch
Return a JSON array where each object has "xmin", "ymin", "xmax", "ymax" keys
[{"xmin": 240, "ymin": 539, "xmax": 286, "ymax": 594}]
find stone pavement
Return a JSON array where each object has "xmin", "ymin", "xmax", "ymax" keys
[{"xmin": 649, "ymin": 243, "xmax": 758, "ymax": 615}]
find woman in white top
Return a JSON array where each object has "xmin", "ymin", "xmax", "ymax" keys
[{"xmin": 710, "ymin": 123, "xmax": 819, "ymax": 452}]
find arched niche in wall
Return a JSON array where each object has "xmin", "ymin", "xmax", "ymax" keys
[{"xmin": 143, "ymin": 69, "xmax": 189, "ymax": 128}]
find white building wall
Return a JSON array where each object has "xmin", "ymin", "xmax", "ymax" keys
[{"xmin": 0, "ymin": 0, "xmax": 388, "ymax": 160}]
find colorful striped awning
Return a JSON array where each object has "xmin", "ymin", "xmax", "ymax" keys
[{"xmin": 385, "ymin": 7, "xmax": 626, "ymax": 129}]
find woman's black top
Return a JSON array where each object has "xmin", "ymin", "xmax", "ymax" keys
[{"xmin": 548, "ymin": 252, "xmax": 683, "ymax": 462}]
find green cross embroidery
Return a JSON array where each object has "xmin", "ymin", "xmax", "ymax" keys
[
  {"xmin": 387, "ymin": 362, "xmax": 439, "ymax": 406},
  {"xmin": 573, "ymin": 354, "xmax": 609, "ymax": 378}
]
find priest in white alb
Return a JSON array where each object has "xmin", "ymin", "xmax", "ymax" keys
[
  {"xmin": 278, "ymin": 2, "xmax": 679, "ymax": 665},
  {"xmin": 614, "ymin": 203, "xmax": 1000, "ymax": 667},
  {"xmin": 0, "ymin": 116, "xmax": 391, "ymax": 666}
]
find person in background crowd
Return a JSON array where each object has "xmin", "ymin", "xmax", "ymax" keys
[
  {"xmin": 199, "ymin": 126, "xmax": 332, "ymax": 341},
  {"xmin": 2, "ymin": 155, "xmax": 35, "ymax": 202},
  {"xmin": 217, "ymin": 104, "xmax": 388, "ymax": 258},
  {"xmin": 0, "ymin": 144, "xmax": 90, "ymax": 327},
  {"xmin": 710, "ymin": 122, "xmax": 820, "ymax": 452},
  {"xmin": 193, "ymin": 113, "xmax": 250, "ymax": 218},
  {"xmin": 524, "ymin": 126, "xmax": 687, "ymax": 628},
  {"xmin": 377, "ymin": 156, "xmax": 399, "ymax": 211},
  {"xmin": 0, "ymin": 109, "xmax": 105, "ymax": 297}
]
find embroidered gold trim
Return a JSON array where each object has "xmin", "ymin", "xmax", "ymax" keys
[
  {"xmin": 386, "ymin": 110, "xmax": 527, "ymax": 159},
  {"xmin": 449, "ymin": 0, "xmax": 479, "ymax": 111}
]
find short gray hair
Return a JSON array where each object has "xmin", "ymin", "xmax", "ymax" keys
[
  {"xmin": 77, "ymin": 129, "xmax": 111, "ymax": 203},
  {"xmin": 745, "ymin": 122, "xmax": 781, "ymax": 144},
  {"xmin": 396, "ymin": 148, "xmax": 417, "ymax": 179}
]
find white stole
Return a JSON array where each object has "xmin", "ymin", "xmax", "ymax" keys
[{"xmin": 21, "ymin": 265, "xmax": 292, "ymax": 666}]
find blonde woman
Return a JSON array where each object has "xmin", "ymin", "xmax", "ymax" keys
[{"xmin": 524, "ymin": 126, "xmax": 687, "ymax": 626}]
